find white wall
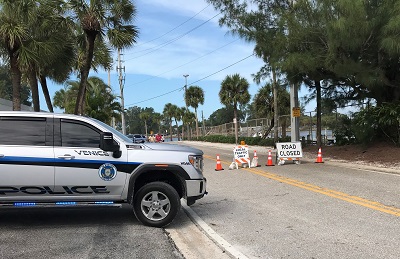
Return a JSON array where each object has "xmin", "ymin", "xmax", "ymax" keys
[{"xmin": 0, "ymin": 98, "xmax": 33, "ymax": 111}]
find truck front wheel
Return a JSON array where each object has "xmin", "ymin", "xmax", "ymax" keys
[{"xmin": 133, "ymin": 182, "xmax": 181, "ymax": 227}]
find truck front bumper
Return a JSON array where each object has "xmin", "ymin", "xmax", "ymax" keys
[{"xmin": 185, "ymin": 177, "xmax": 207, "ymax": 206}]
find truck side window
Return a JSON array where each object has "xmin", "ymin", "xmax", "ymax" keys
[
  {"xmin": 0, "ymin": 117, "xmax": 46, "ymax": 146},
  {"xmin": 61, "ymin": 121, "xmax": 100, "ymax": 148}
]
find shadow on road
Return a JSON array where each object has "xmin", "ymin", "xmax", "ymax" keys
[{"xmin": 0, "ymin": 204, "xmax": 139, "ymax": 227}]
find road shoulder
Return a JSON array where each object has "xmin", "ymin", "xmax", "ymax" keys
[{"xmin": 166, "ymin": 203, "xmax": 233, "ymax": 259}]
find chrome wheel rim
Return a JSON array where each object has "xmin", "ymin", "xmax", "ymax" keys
[{"xmin": 141, "ymin": 191, "xmax": 171, "ymax": 221}]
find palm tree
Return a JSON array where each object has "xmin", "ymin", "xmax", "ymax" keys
[
  {"xmin": 85, "ymin": 77, "xmax": 121, "ymax": 124},
  {"xmin": 139, "ymin": 112, "xmax": 150, "ymax": 139},
  {"xmin": 0, "ymin": 0, "xmax": 42, "ymax": 111},
  {"xmin": 152, "ymin": 112, "xmax": 163, "ymax": 135},
  {"xmin": 253, "ymin": 82, "xmax": 290, "ymax": 138},
  {"xmin": 182, "ymin": 110, "xmax": 196, "ymax": 139},
  {"xmin": 68, "ymin": 0, "xmax": 139, "ymax": 115},
  {"xmin": 219, "ymin": 74, "xmax": 251, "ymax": 144},
  {"xmin": 0, "ymin": 0, "xmax": 76, "ymax": 112},
  {"xmin": 53, "ymin": 81, "xmax": 80, "ymax": 113},
  {"xmin": 36, "ymin": 1, "xmax": 76, "ymax": 113},
  {"xmin": 171, "ymin": 104, "xmax": 182, "ymax": 141},
  {"xmin": 179, "ymin": 107, "xmax": 187, "ymax": 140},
  {"xmin": 54, "ymin": 76, "xmax": 120, "ymax": 124},
  {"xmin": 163, "ymin": 103, "xmax": 175, "ymax": 141},
  {"xmin": 185, "ymin": 85, "xmax": 204, "ymax": 139}
]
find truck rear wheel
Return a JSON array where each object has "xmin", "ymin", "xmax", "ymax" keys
[{"xmin": 133, "ymin": 182, "xmax": 180, "ymax": 227}]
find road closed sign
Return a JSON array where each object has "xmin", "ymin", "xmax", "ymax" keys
[{"xmin": 276, "ymin": 142, "xmax": 303, "ymax": 165}]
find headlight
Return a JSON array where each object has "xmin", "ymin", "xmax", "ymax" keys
[{"xmin": 188, "ymin": 155, "xmax": 203, "ymax": 172}]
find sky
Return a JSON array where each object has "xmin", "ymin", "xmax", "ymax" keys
[{"xmin": 43, "ymin": 0, "xmax": 317, "ymax": 119}]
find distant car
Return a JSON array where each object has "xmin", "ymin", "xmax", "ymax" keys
[{"xmin": 127, "ymin": 134, "xmax": 146, "ymax": 143}]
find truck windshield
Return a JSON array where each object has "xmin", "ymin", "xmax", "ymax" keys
[{"xmin": 91, "ymin": 118, "xmax": 132, "ymax": 143}]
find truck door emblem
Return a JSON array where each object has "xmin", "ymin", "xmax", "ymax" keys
[{"xmin": 98, "ymin": 163, "xmax": 117, "ymax": 181}]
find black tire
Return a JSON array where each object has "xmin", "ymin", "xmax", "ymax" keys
[{"xmin": 133, "ymin": 182, "xmax": 180, "ymax": 228}]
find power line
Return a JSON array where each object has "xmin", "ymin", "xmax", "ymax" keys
[
  {"xmin": 133, "ymin": 4, "xmax": 210, "ymax": 48},
  {"xmin": 125, "ymin": 38, "xmax": 240, "ymax": 88},
  {"xmin": 125, "ymin": 12, "xmax": 221, "ymax": 61},
  {"xmin": 189, "ymin": 54, "xmax": 255, "ymax": 85},
  {"xmin": 127, "ymin": 87, "xmax": 185, "ymax": 106},
  {"xmin": 126, "ymin": 53, "xmax": 255, "ymax": 107}
]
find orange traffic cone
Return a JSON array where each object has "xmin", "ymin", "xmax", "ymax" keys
[
  {"xmin": 266, "ymin": 150, "xmax": 275, "ymax": 166},
  {"xmin": 251, "ymin": 150, "xmax": 261, "ymax": 167},
  {"xmin": 215, "ymin": 154, "xmax": 224, "ymax": 171},
  {"xmin": 315, "ymin": 148, "xmax": 324, "ymax": 163}
]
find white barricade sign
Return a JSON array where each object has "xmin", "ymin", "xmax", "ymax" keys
[
  {"xmin": 233, "ymin": 145, "xmax": 251, "ymax": 168},
  {"xmin": 276, "ymin": 142, "xmax": 303, "ymax": 165}
]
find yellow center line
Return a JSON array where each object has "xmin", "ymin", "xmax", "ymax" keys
[{"xmin": 204, "ymin": 155, "xmax": 400, "ymax": 217}]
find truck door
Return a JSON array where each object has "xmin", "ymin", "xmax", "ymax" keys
[
  {"xmin": 0, "ymin": 116, "xmax": 55, "ymax": 200},
  {"xmin": 53, "ymin": 119, "xmax": 127, "ymax": 201}
]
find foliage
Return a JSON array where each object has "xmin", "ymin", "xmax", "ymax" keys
[
  {"xmin": 251, "ymin": 82, "xmax": 290, "ymax": 137},
  {"xmin": 139, "ymin": 111, "xmax": 150, "ymax": 137},
  {"xmin": 207, "ymin": 106, "xmax": 246, "ymax": 126},
  {"xmin": 207, "ymin": 0, "xmax": 400, "ymax": 147},
  {"xmin": 124, "ymin": 107, "xmax": 160, "ymax": 135},
  {"xmin": 350, "ymin": 103, "xmax": 400, "ymax": 146},
  {"xmin": 375, "ymin": 102, "xmax": 400, "ymax": 145},
  {"xmin": 67, "ymin": 0, "xmax": 139, "ymax": 114},
  {"xmin": 332, "ymin": 115, "xmax": 355, "ymax": 146},
  {"xmin": 185, "ymin": 85, "xmax": 204, "ymax": 139},
  {"xmin": 220, "ymin": 73, "xmax": 251, "ymax": 143},
  {"xmin": 53, "ymin": 76, "xmax": 120, "ymax": 124},
  {"xmin": 351, "ymin": 108, "xmax": 379, "ymax": 145}
]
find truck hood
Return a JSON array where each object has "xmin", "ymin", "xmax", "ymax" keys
[{"xmin": 142, "ymin": 143, "xmax": 203, "ymax": 155}]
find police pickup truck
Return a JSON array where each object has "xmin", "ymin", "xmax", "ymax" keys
[{"xmin": 0, "ymin": 111, "xmax": 206, "ymax": 227}]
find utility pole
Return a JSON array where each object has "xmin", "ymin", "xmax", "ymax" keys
[
  {"xmin": 289, "ymin": 0, "xmax": 300, "ymax": 142},
  {"xmin": 201, "ymin": 110, "xmax": 205, "ymax": 137},
  {"xmin": 117, "ymin": 48, "xmax": 126, "ymax": 135},
  {"xmin": 290, "ymin": 83, "xmax": 300, "ymax": 142},
  {"xmin": 108, "ymin": 69, "xmax": 116, "ymax": 129},
  {"xmin": 183, "ymin": 74, "xmax": 190, "ymax": 140}
]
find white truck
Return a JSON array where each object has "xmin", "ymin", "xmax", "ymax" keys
[{"xmin": 0, "ymin": 111, "xmax": 207, "ymax": 227}]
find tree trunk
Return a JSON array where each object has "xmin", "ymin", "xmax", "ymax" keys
[
  {"xmin": 234, "ymin": 105, "xmax": 238, "ymax": 144},
  {"xmin": 195, "ymin": 108, "xmax": 199, "ymax": 140},
  {"xmin": 316, "ymin": 79, "xmax": 322, "ymax": 147},
  {"xmin": 75, "ymin": 32, "xmax": 97, "ymax": 115},
  {"xmin": 169, "ymin": 120, "xmax": 173, "ymax": 141},
  {"xmin": 39, "ymin": 75, "xmax": 53, "ymax": 112},
  {"xmin": 182, "ymin": 122, "xmax": 185, "ymax": 140},
  {"xmin": 262, "ymin": 119, "xmax": 274, "ymax": 138},
  {"xmin": 175, "ymin": 119, "xmax": 180, "ymax": 141},
  {"xmin": 9, "ymin": 52, "xmax": 22, "ymax": 111},
  {"xmin": 144, "ymin": 121, "xmax": 148, "ymax": 138},
  {"xmin": 28, "ymin": 67, "xmax": 40, "ymax": 112}
]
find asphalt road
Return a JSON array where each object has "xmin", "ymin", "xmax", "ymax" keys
[
  {"xmin": 1, "ymin": 141, "xmax": 398, "ymax": 259},
  {"xmin": 178, "ymin": 141, "xmax": 400, "ymax": 259},
  {"xmin": 0, "ymin": 205, "xmax": 185, "ymax": 259}
]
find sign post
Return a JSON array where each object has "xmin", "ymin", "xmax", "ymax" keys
[{"xmin": 276, "ymin": 142, "xmax": 303, "ymax": 165}]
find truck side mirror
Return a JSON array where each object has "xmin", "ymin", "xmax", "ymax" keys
[
  {"xmin": 100, "ymin": 132, "xmax": 120, "ymax": 152},
  {"xmin": 100, "ymin": 132, "xmax": 121, "ymax": 158}
]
